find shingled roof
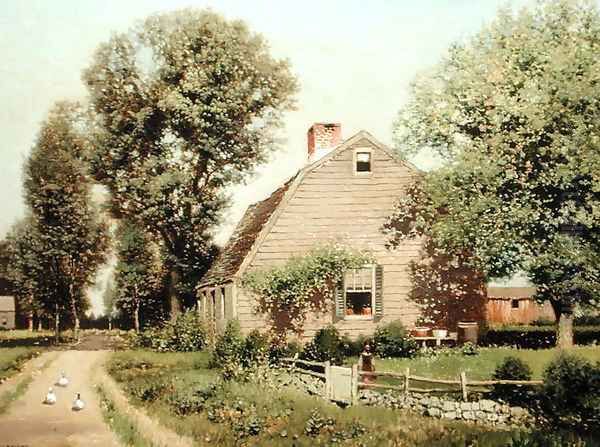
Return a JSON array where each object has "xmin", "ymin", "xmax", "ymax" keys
[{"xmin": 199, "ymin": 174, "xmax": 297, "ymax": 287}]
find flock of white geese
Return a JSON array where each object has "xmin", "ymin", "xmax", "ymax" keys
[{"xmin": 44, "ymin": 371, "xmax": 85, "ymax": 411}]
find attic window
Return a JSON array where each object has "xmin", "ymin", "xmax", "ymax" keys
[
  {"xmin": 355, "ymin": 152, "xmax": 372, "ymax": 173},
  {"xmin": 511, "ymin": 299, "xmax": 520, "ymax": 309}
]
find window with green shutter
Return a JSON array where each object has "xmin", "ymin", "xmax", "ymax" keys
[{"xmin": 334, "ymin": 264, "xmax": 383, "ymax": 321}]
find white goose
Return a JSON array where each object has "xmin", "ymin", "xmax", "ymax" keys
[
  {"xmin": 72, "ymin": 393, "xmax": 85, "ymax": 411},
  {"xmin": 57, "ymin": 371, "xmax": 69, "ymax": 387},
  {"xmin": 45, "ymin": 387, "xmax": 57, "ymax": 405}
]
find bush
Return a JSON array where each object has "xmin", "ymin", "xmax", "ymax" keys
[
  {"xmin": 241, "ymin": 330, "xmax": 270, "ymax": 368},
  {"xmin": 373, "ymin": 320, "xmax": 418, "ymax": 358},
  {"xmin": 461, "ymin": 341, "xmax": 479, "ymax": 356},
  {"xmin": 492, "ymin": 356, "xmax": 533, "ymax": 405},
  {"xmin": 340, "ymin": 334, "xmax": 372, "ymax": 358},
  {"xmin": 531, "ymin": 317, "xmax": 555, "ymax": 327},
  {"xmin": 480, "ymin": 325, "xmax": 600, "ymax": 348},
  {"xmin": 210, "ymin": 320, "xmax": 245, "ymax": 378},
  {"xmin": 541, "ymin": 354, "xmax": 600, "ymax": 430},
  {"xmin": 268, "ymin": 340, "xmax": 301, "ymax": 363},
  {"xmin": 574, "ymin": 314, "xmax": 600, "ymax": 326},
  {"xmin": 301, "ymin": 325, "xmax": 344, "ymax": 365},
  {"xmin": 134, "ymin": 310, "xmax": 206, "ymax": 352}
]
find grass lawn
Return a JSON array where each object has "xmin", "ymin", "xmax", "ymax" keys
[
  {"xmin": 357, "ymin": 346, "xmax": 600, "ymax": 381},
  {"xmin": 106, "ymin": 350, "xmax": 577, "ymax": 447},
  {"xmin": 0, "ymin": 347, "xmax": 41, "ymax": 382}
]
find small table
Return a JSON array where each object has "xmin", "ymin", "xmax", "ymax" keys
[{"xmin": 413, "ymin": 332, "xmax": 458, "ymax": 348}]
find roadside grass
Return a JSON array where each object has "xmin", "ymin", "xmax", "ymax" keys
[
  {"xmin": 355, "ymin": 346, "xmax": 600, "ymax": 381},
  {"xmin": 0, "ymin": 347, "xmax": 41, "ymax": 381},
  {"xmin": 0, "ymin": 329, "xmax": 74, "ymax": 348},
  {"xmin": 106, "ymin": 350, "xmax": 536, "ymax": 447},
  {"xmin": 0, "ymin": 350, "xmax": 53, "ymax": 414},
  {"xmin": 96, "ymin": 384, "xmax": 153, "ymax": 447}
]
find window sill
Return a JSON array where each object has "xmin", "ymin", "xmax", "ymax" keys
[{"xmin": 343, "ymin": 315, "xmax": 373, "ymax": 321}]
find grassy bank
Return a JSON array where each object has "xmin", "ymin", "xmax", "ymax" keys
[
  {"xmin": 0, "ymin": 347, "xmax": 41, "ymax": 382},
  {"xmin": 97, "ymin": 384, "xmax": 153, "ymax": 447},
  {"xmin": 106, "ymin": 350, "xmax": 553, "ymax": 446},
  {"xmin": 357, "ymin": 346, "xmax": 600, "ymax": 380}
]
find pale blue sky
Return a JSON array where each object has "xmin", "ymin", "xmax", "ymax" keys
[{"xmin": 2, "ymin": 0, "xmax": 546, "ymax": 313}]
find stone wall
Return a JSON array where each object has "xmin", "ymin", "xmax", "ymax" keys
[{"xmin": 359, "ymin": 390, "xmax": 533, "ymax": 427}]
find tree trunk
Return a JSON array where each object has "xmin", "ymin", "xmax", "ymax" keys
[
  {"xmin": 168, "ymin": 270, "xmax": 182, "ymax": 320},
  {"xmin": 552, "ymin": 300, "xmax": 574, "ymax": 349},
  {"xmin": 108, "ymin": 317, "xmax": 112, "ymax": 331},
  {"xmin": 69, "ymin": 282, "xmax": 80, "ymax": 341},
  {"xmin": 133, "ymin": 285, "xmax": 140, "ymax": 333},
  {"xmin": 54, "ymin": 304, "xmax": 60, "ymax": 344},
  {"xmin": 557, "ymin": 311, "xmax": 574, "ymax": 349},
  {"xmin": 27, "ymin": 292, "xmax": 34, "ymax": 331}
]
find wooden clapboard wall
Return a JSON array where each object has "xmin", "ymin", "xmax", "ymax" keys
[{"xmin": 235, "ymin": 134, "xmax": 423, "ymax": 339}]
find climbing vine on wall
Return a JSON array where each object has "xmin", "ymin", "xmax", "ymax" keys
[{"xmin": 242, "ymin": 245, "xmax": 372, "ymax": 337}]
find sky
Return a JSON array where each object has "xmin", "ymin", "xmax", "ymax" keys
[{"xmin": 1, "ymin": 0, "xmax": 542, "ymax": 314}]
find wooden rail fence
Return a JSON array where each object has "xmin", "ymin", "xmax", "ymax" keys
[
  {"xmin": 359, "ymin": 368, "xmax": 543, "ymax": 401},
  {"xmin": 279, "ymin": 358, "xmax": 544, "ymax": 404}
]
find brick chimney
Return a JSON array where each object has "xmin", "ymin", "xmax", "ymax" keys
[{"xmin": 307, "ymin": 123, "xmax": 341, "ymax": 162}]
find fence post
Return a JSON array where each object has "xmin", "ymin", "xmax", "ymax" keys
[
  {"xmin": 404, "ymin": 367, "xmax": 410, "ymax": 394},
  {"xmin": 460, "ymin": 371, "xmax": 468, "ymax": 401},
  {"xmin": 324, "ymin": 361, "xmax": 331, "ymax": 399},
  {"xmin": 351, "ymin": 363, "xmax": 359, "ymax": 405}
]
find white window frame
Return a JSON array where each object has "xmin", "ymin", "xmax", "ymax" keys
[
  {"xmin": 343, "ymin": 264, "xmax": 376, "ymax": 320},
  {"xmin": 353, "ymin": 148, "xmax": 373, "ymax": 176}
]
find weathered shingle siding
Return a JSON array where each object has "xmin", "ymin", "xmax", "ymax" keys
[{"xmin": 237, "ymin": 137, "xmax": 423, "ymax": 338}]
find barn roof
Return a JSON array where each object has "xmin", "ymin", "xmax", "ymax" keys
[
  {"xmin": 0, "ymin": 296, "xmax": 15, "ymax": 312},
  {"xmin": 198, "ymin": 130, "xmax": 418, "ymax": 288},
  {"xmin": 487, "ymin": 287, "xmax": 536, "ymax": 299}
]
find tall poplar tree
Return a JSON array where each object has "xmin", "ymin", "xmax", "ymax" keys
[
  {"xmin": 83, "ymin": 10, "xmax": 297, "ymax": 313},
  {"xmin": 114, "ymin": 220, "xmax": 166, "ymax": 332},
  {"xmin": 24, "ymin": 102, "xmax": 109, "ymax": 339}
]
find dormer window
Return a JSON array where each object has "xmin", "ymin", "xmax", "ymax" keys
[{"xmin": 355, "ymin": 150, "xmax": 372, "ymax": 173}]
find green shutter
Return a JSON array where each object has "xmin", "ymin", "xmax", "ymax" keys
[
  {"xmin": 374, "ymin": 265, "xmax": 384, "ymax": 320},
  {"xmin": 334, "ymin": 277, "xmax": 345, "ymax": 321}
]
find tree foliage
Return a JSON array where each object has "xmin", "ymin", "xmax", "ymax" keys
[
  {"xmin": 4, "ymin": 217, "xmax": 47, "ymax": 324},
  {"xmin": 243, "ymin": 245, "xmax": 372, "ymax": 336},
  {"xmin": 23, "ymin": 102, "xmax": 109, "ymax": 336},
  {"xmin": 388, "ymin": 0, "xmax": 600, "ymax": 346},
  {"xmin": 83, "ymin": 9, "xmax": 298, "ymax": 308},
  {"xmin": 114, "ymin": 219, "xmax": 166, "ymax": 331}
]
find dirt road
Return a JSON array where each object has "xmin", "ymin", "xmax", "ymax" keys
[{"xmin": 0, "ymin": 350, "xmax": 119, "ymax": 447}]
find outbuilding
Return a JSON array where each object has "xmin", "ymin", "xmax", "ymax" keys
[{"xmin": 0, "ymin": 296, "xmax": 16, "ymax": 330}]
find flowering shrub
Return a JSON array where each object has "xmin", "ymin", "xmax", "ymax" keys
[
  {"xmin": 301, "ymin": 325, "xmax": 345, "ymax": 365},
  {"xmin": 373, "ymin": 320, "xmax": 418, "ymax": 358},
  {"xmin": 134, "ymin": 310, "xmax": 206, "ymax": 352},
  {"xmin": 243, "ymin": 245, "xmax": 372, "ymax": 335}
]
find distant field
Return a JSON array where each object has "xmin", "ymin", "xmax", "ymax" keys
[{"xmin": 354, "ymin": 346, "xmax": 600, "ymax": 380}]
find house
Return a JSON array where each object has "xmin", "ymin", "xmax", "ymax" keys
[
  {"xmin": 198, "ymin": 123, "xmax": 489, "ymax": 339},
  {"xmin": 0, "ymin": 296, "xmax": 16, "ymax": 330}
]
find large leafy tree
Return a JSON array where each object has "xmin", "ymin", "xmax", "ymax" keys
[
  {"xmin": 389, "ymin": 0, "xmax": 600, "ymax": 348},
  {"xmin": 24, "ymin": 102, "xmax": 109, "ymax": 339},
  {"xmin": 114, "ymin": 220, "xmax": 166, "ymax": 332},
  {"xmin": 4, "ymin": 218, "xmax": 47, "ymax": 330},
  {"xmin": 83, "ymin": 10, "xmax": 298, "ymax": 313}
]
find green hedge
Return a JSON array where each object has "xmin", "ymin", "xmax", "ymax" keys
[{"xmin": 480, "ymin": 325, "xmax": 600, "ymax": 349}]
